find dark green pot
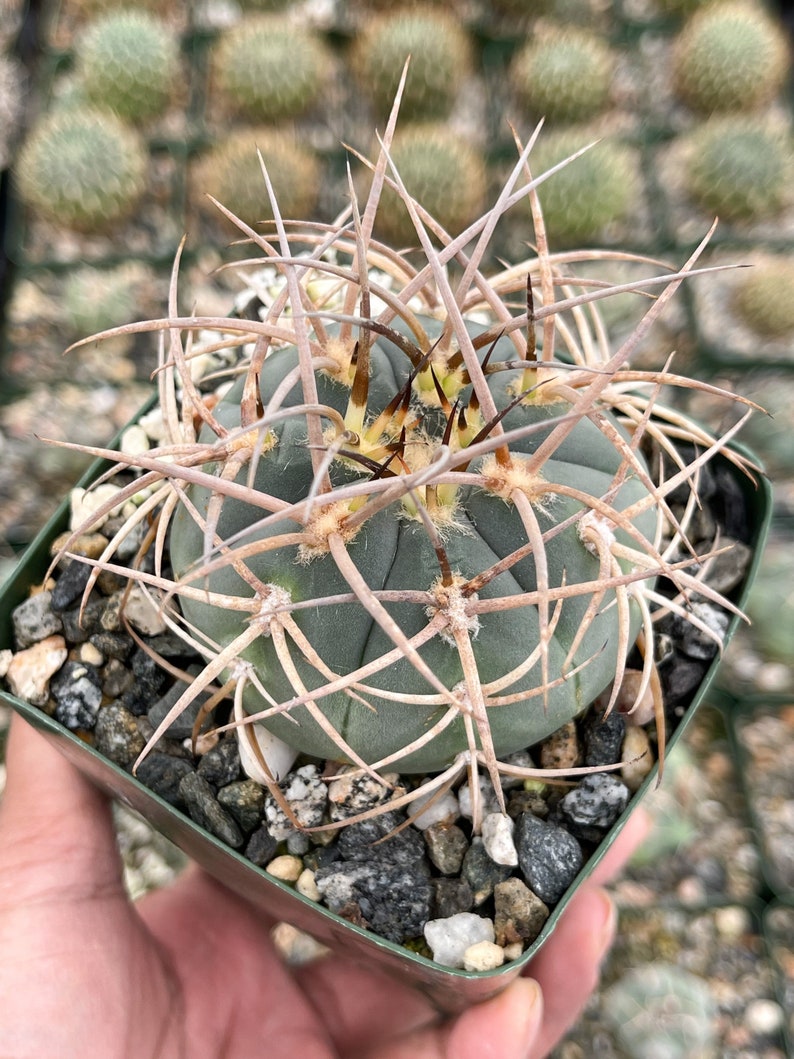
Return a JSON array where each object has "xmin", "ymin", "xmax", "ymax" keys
[{"xmin": 0, "ymin": 432, "xmax": 773, "ymax": 1013}]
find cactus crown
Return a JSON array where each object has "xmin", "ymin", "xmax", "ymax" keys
[
  {"xmin": 73, "ymin": 10, "xmax": 180, "ymax": 123},
  {"xmin": 211, "ymin": 15, "xmax": 332, "ymax": 122},
  {"xmin": 58, "ymin": 96, "xmax": 757, "ymax": 833},
  {"xmin": 733, "ymin": 255, "xmax": 794, "ymax": 338},
  {"xmin": 14, "ymin": 105, "xmax": 147, "ymax": 232},
  {"xmin": 672, "ymin": 1, "xmax": 790, "ymax": 115}
]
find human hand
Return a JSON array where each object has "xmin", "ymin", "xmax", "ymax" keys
[{"xmin": 0, "ymin": 715, "xmax": 649, "ymax": 1059}]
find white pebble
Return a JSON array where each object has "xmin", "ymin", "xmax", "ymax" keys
[
  {"xmin": 503, "ymin": 942, "xmax": 524, "ymax": 962},
  {"xmin": 70, "ymin": 484, "xmax": 124, "ymax": 532},
  {"xmin": 424, "ymin": 912, "xmax": 494, "ymax": 969},
  {"xmin": 409, "ymin": 788, "xmax": 460, "ymax": 830},
  {"xmin": 481, "ymin": 812, "xmax": 518, "ymax": 866},
  {"xmin": 463, "ymin": 940, "xmax": 506, "ymax": 972},
  {"xmin": 458, "ymin": 777, "xmax": 501, "ymax": 821},
  {"xmin": 744, "ymin": 998, "xmax": 784, "ymax": 1036},
  {"xmin": 266, "ymin": 855, "xmax": 304, "ymax": 883},
  {"xmin": 296, "ymin": 868, "xmax": 321, "ymax": 902},
  {"xmin": 77, "ymin": 642, "xmax": 104, "ymax": 667},
  {"xmin": 119, "ymin": 423, "xmax": 150, "ymax": 457},
  {"xmin": 122, "ymin": 584, "xmax": 167, "ymax": 636}
]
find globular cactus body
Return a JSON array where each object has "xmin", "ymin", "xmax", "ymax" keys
[
  {"xmin": 74, "ymin": 10, "xmax": 179, "ymax": 123},
  {"xmin": 170, "ymin": 320, "xmax": 654, "ymax": 772},
  {"xmin": 14, "ymin": 106, "xmax": 147, "ymax": 232}
]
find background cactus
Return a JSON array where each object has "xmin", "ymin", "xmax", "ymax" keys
[
  {"xmin": 350, "ymin": 7, "xmax": 472, "ymax": 121},
  {"xmin": 191, "ymin": 129, "xmax": 321, "ymax": 230},
  {"xmin": 210, "ymin": 15, "xmax": 332, "ymax": 123},
  {"xmin": 733, "ymin": 255, "xmax": 794, "ymax": 338},
  {"xmin": 523, "ymin": 131, "xmax": 640, "ymax": 243},
  {"xmin": 509, "ymin": 25, "xmax": 614, "ymax": 125},
  {"xmin": 683, "ymin": 118, "xmax": 793, "ymax": 222},
  {"xmin": 603, "ymin": 963, "xmax": 716, "ymax": 1059},
  {"xmin": 671, "ymin": 1, "xmax": 790, "ymax": 115},
  {"xmin": 72, "ymin": 10, "xmax": 180, "ymax": 123},
  {"xmin": 13, "ymin": 106, "xmax": 147, "ymax": 232},
  {"xmin": 370, "ymin": 124, "xmax": 487, "ymax": 246}
]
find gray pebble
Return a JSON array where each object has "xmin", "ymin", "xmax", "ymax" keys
[
  {"xmin": 89, "ymin": 630, "xmax": 134, "ymax": 661},
  {"xmin": 461, "ymin": 837, "xmax": 513, "ymax": 905},
  {"xmin": 494, "ymin": 877, "xmax": 550, "ymax": 947},
  {"xmin": 197, "ymin": 738, "xmax": 241, "ymax": 788},
  {"xmin": 678, "ymin": 602, "xmax": 730, "ymax": 661},
  {"xmin": 60, "ymin": 598, "xmax": 104, "ymax": 644},
  {"xmin": 94, "ymin": 703, "xmax": 146, "ymax": 767},
  {"xmin": 558, "ymin": 773, "xmax": 631, "ymax": 843},
  {"xmin": 178, "ymin": 771, "xmax": 244, "ymax": 849},
  {"xmin": 432, "ymin": 877, "xmax": 475, "ymax": 918},
  {"xmin": 148, "ymin": 667, "xmax": 213, "ymax": 739},
  {"xmin": 217, "ymin": 780, "xmax": 265, "ymax": 832},
  {"xmin": 516, "ymin": 813, "xmax": 583, "ymax": 905},
  {"xmin": 12, "ymin": 591, "xmax": 63, "ymax": 648},
  {"xmin": 265, "ymin": 764, "xmax": 328, "ymax": 841},
  {"xmin": 244, "ymin": 825, "xmax": 280, "ymax": 868},
  {"xmin": 51, "ymin": 660, "xmax": 102, "ymax": 730},
  {"xmin": 51, "ymin": 561, "xmax": 91, "ymax": 612},
  {"xmin": 135, "ymin": 752, "xmax": 196, "ymax": 806},
  {"xmin": 582, "ymin": 709, "xmax": 626, "ymax": 767},
  {"xmin": 424, "ymin": 822, "xmax": 470, "ymax": 876}
]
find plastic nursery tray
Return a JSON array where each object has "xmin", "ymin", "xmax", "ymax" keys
[{"xmin": 0, "ymin": 435, "xmax": 773, "ymax": 1012}]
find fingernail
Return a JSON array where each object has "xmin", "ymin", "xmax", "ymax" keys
[{"xmin": 594, "ymin": 888, "xmax": 617, "ymax": 963}]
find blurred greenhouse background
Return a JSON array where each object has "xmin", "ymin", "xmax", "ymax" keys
[{"xmin": 1, "ymin": 0, "xmax": 794, "ymax": 1055}]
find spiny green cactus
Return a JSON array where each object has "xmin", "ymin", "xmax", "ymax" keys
[
  {"xmin": 211, "ymin": 15, "xmax": 332, "ymax": 123},
  {"xmin": 603, "ymin": 963, "xmax": 716, "ymax": 1059},
  {"xmin": 733, "ymin": 255, "xmax": 794, "ymax": 339},
  {"xmin": 370, "ymin": 125, "xmax": 487, "ymax": 246},
  {"xmin": 73, "ymin": 10, "xmax": 180, "ymax": 123},
  {"xmin": 14, "ymin": 106, "xmax": 147, "ymax": 232},
  {"xmin": 509, "ymin": 25, "xmax": 614, "ymax": 124},
  {"xmin": 672, "ymin": 1, "xmax": 790, "ymax": 115},
  {"xmin": 60, "ymin": 126, "xmax": 755, "ymax": 832},
  {"xmin": 191, "ymin": 129, "xmax": 321, "ymax": 230},
  {"xmin": 350, "ymin": 7, "xmax": 472, "ymax": 121},
  {"xmin": 684, "ymin": 118, "xmax": 793, "ymax": 223},
  {"xmin": 524, "ymin": 130, "xmax": 640, "ymax": 243}
]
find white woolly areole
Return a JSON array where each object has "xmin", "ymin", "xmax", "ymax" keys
[
  {"xmin": 578, "ymin": 509, "xmax": 617, "ymax": 556},
  {"xmin": 427, "ymin": 575, "xmax": 481, "ymax": 647}
]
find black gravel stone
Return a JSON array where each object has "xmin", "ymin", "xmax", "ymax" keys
[
  {"xmin": 51, "ymin": 561, "xmax": 92, "ymax": 611},
  {"xmin": 461, "ymin": 837, "xmax": 514, "ymax": 905},
  {"xmin": 424, "ymin": 822, "xmax": 470, "ymax": 876},
  {"xmin": 12, "ymin": 590, "xmax": 62, "ymax": 647},
  {"xmin": 431, "ymin": 877, "xmax": 475, "ymax": 918},
  {"xmin": 90, "ymin": 630, "xmax": 134, "ymax": 661},
  {"xmin": 51, "ymin": 660, "xmax": 103, "ymax": 730},
  {"xmin": 516, "ymin": 813, "xmax": 584, "ymax": 905},
  {"xmin": 178, "ymin": 771, "xmax": 244, "ymax": 849},
  {"xmin": 197, "ymin": 738, "xmax": 242, "ymax": 788},
  {"xmin": 336, "ymin": 810, "xmax": 426, "ymax": 868},
  {"xmin": 217, "ymin": 780, "xmax": 266, "ymax": 833},
  {"xmin": 558, "ymin": 774, "xmax": 630, "ymax": 844},
  {"xmin": 135, "ymin": 752, "xmax": 196, "ymax": 806},
  {"xmin": 315, "ymin": 858, "xmax": 432, "ymax": 944},
  {"xmin": 147, "ymin": 668, "xmax": 214, "ymax": 739},
  {"xmin": 245, "ymin": 825, "xmax": 280, "ymax": 868},
  {"xmin": 582, "ymin": 709, "xmax": 626, "ymax": 767},
  {"xmin": 60, "ymin": 598, "xmax": 104, "ymax": 644},
  {"xmin": 660, "ymin": 655, "xmax": 708, "ymax": 707}
]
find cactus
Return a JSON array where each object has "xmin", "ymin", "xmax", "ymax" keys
[
  {"xmin": 509, "ymin": 25, "xmax": 614, "ymax": 124},
  {"xmin": 73, "ymin": 10, "xmax": 180, "ymax": 123},
  {"xmin": 524, "ymin": 130, "xmax": 640, "ymax": 243},
  {"xmin": 350, "ymin": 7, "xmax": 472, "ymax": 121},
  {"xmin": 684, "ymin": 118, "xmax": 793, "ymax": 223},
  {"xmin": 603, "ymin": 963, "xmax": 716, "ymax": 1059},
  {"xmin": 191, "ymin": 129, "xmax": 321, "ymax": 230},
  {"xmin": 733, "ymin": 255, "xmax": 794, "ymax": 339},
  {"xmin": 672, "ymin": 1, "xmax": 790, "ymax": 115},
  {"xmin": 63, "ymin": 263, "xmax": 148, "ymax": 338},
  {"xmin": 371, "ymin": 124, "xmax": 487, "ymax": 246},
  {"xmin": 211, "ymin": 15, "xmax": 332, "ymax": 123},
  {"xmin": 60, "ymin": 122, "xmax": 755, "ymax": 833},
  {"xmin": 13, "ymin": 106, "xmax": 147, "ymax": 232}
]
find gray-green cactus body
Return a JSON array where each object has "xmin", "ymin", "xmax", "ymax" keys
[{"xmin": 171, "ymin": 319, "xmax": 656, "ymax": 773}]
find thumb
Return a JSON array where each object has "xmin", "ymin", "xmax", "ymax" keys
[{"xmin": 0, "ymin": 714, "xmax": 125, "ymax": 906}]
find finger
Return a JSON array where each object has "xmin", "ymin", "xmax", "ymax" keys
[
  {"xmin": 589, "ymin": 805, "xmax": 652, "ymax": 887},
  {"xmin": 356, "ymin": 977, "xmax": 542, "ymax": 1059},
  {"xmin": 0, "ymin": 714, "xmax": 125, "ymax": 905},
  {"xmin": 523, "ymin": 886, "xmax": 616, "ymax": 1056}
]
